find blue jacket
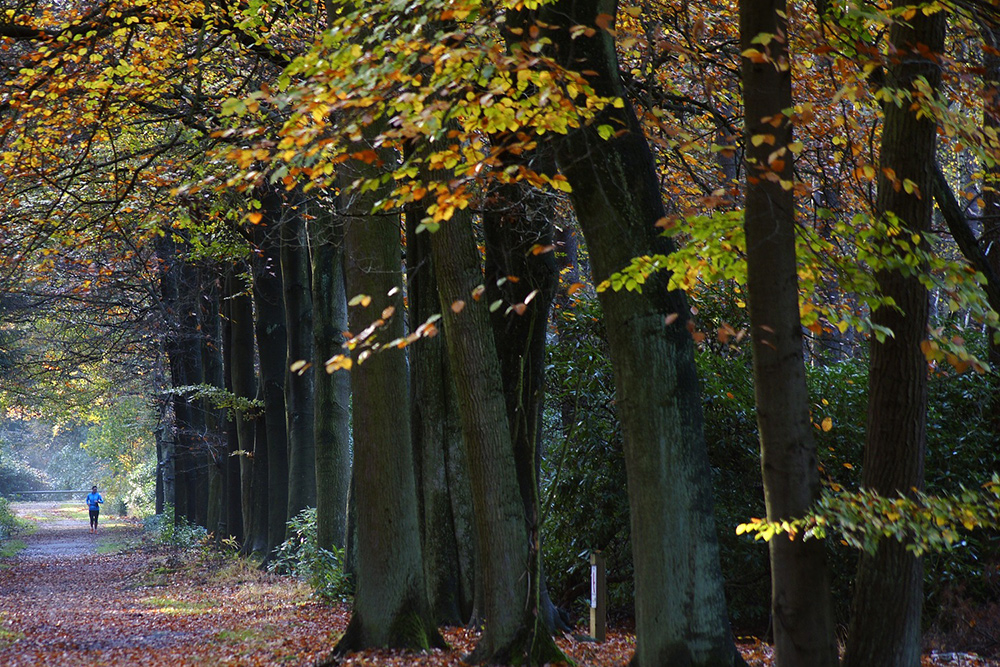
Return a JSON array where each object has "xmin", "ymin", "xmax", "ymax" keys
[{"xmin": 86, "ymin": 492, "xmax": 104, "ymax": 511}]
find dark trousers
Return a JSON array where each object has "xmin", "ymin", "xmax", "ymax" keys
[{"xmin": 89, "ymin": 509, "xmax": 100, "ymax": 528}]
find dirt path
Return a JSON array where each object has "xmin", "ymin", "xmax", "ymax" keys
[
  {"xmin": 1, "ymin": 504, "xmax": 995, "ymax": 667},
  {"xmin": 0, "ymin": 502, "xmax": 346, "ymax": 666}
]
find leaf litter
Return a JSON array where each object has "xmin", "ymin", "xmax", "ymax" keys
[{"xmin": 0, "ymin": 505, "xmax": 996, "ymax": 666}]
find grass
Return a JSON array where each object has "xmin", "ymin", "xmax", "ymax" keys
[
  {"xmin": 0, "ymin": 540, "xmax": 27, "ymax": 559},
  {"xmin": 215, "ymin": 625, "xmax": 279, "ymax": 643},
  {"xmin": 0, "ymin": 616, "xmax": 23, "ymax": 648},
  {"xmin": 140, "ymin": 596, "xmax": 215, "ymax": 615},
  {"xmin": 96, "ymin": 537, "xmax": 136, "ymax": 554}
]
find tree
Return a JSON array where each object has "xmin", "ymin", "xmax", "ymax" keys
[
  {"xmin": 406, "ymin": 195, "xmax": 476, "ymax": 626},
  {"xmin": 541, "ymin": 2, "xmax": 745, "ymax": 664},
  {"xmin": 482, "ymin": 171, "xmax": 564, "ymax": 633},
  {"xmin": 739, "ymin": 1, "xmax": 837, "ymax": 665},
  {"xmin": 310, "ymin": 206, "xmax": 352, "ymax": 552},
  {"xmin": 330, "ymin": 159, "xmax": 442, "ymax": 652},
  {"xmin": 225, "ymin": 263, "xmax": 259, "ymax": 549},
  {"xmin": 429, "ymin": 205, "xmax": 564, "ymax": 665},
  {"xmin": 842, "ymin": 4, "xmax": 946, "ymax": 667},
  {"xmin": 250, "ymin": 190, "xmax": 290, "ymax": 555},
  {"xmin": 281, "ymin": 194, "xmax": 317, "ymax": 523}
]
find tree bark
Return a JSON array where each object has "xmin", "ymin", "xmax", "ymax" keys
[
  {"xmin": 406, "ymin": 202, "xmax": 476, "ymax": 627},
  {"xmin": 482, "ymin": 174, "xmax": 565, "ymax": 633},
  {"xmin": 429, "ymin": 210, "xmax": 564, "ymax": 664},
  {"xmin": 202, "ymin": 269, "xmax": 226, "ymax": 535},
  {"xmin": 157, "ymin": 230, "xmax": 206, "ymax": 526},
  {"xmin": 543, "ymin": 2, "xmax": 744, "ymax": 664},
  {"xmin": 329, "ymin": 156, "xmax": 441, "ymax": 655},
  {"xmin": 310, "ymin": 206, "xmax": 352, "ymax": 551},
  {"xmin": 842, "ymin": 6, "xmax": 945, "ymax": 667},
  {"xmin": 251, "ymin": 189, "xmax": 290, "ymax": 555},
  {"xmin": 281, "ymin": 196, "xmax": 317, "ymax": 524},
  {"xmin": 740, "ymin": 2, "xmax": 837, "ymax": 665},
  {"xmin": 226, "ymin": 264, "xmax": 257, "ymax": 545}
]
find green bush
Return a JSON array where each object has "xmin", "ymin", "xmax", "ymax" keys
[
  {"xmin": 0, "ymin": 450, "xmax": 49, "ymax": 494},
  {"xmin": 541, "ymin": 292, "xmax": 999, "ymax": 632},
  {"xmin": 147, "ymin": 506, "xmax": 211, "ymax": 548},
  {"xmin": 541, "ymin": 298, "xmax": 632, "ymax": 619},
  {"xmin": 268, "ymin": 507, "xmax": 351, "ymax": 602},
  {"xmin": 0, "ymin": 497, "xmax": 22, "ymax": 540}
]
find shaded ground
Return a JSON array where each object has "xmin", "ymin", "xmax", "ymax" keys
[
  {"xmin": 0, "ymin": 502, "xmax": 346, "ymax": 666},
  {"xmin": 0, "ymin": 502, "xmax": 996, "ymax": 666}
]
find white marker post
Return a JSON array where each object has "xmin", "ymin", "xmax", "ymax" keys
[{"xmin": 589, "ymin": 551, "xmax": 606, "ymax": 642}]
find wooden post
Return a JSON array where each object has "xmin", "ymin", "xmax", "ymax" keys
[{"xmin": 589, "ymin": 550, "xmax": 606, "ymax": 642}]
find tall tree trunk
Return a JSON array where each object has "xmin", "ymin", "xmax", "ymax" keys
[
  {"xmin": 329, "ymin": 157, "xmax": 441, "ymax": 655},
  {"xmin": 252, "ymin": 189, "xmax": 290, "ymax": 555},
  {"xmin": 282, "ymin": 197, "xmax": 317, "ymax": 524},
  {"xmin": 842, "ymin": 6, "xmax": 945, "ymax": 667},
  {"xmin": 740, "ymin": 2, "xmax": 837, "ymax": 665},
  {"xmin": 482, "ymin": 174, "xmax": 565, "ymax": 633},
  {"xmin": 154, "ymin": 351, "xmax": 173, "ymax": 516},
  {"xmin": 229, "ymin": 263, "xmax": 267, "ymax": 555},
  {"xmin": 202, "ymin": 269, "xmax": 226, "ymax": 534},
  {"xmin": 430, "ymin": 210, "xmax": 564, "ymax": 665},
  {"xmin": 226, "ymin": 264, "xmax": 256, "ymax": 544},
  {"xmin": 311, "ymin": 207, "xmax": 352, "ymax": 551},
  {"xmin": 220, "ymin": 274, "xmax": 242, "ymax": 542},
  {"xmin": 157, "ymin": 229, "xmax": 205, "ymax": 526},
  {"xmin": 406, "ymin": 202, "xmax": 476, "ymax": 627},
  {"xmin": 246, "ymin": 396, "xmax": 271, "ymax": 558},
  {"xmin": 543, "ymin": 2, "xmax": 744, "ymax": 664}
]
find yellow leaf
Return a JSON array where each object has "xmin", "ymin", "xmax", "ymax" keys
[{"xmin": 821, "ymin": 417, "xmax": 833, "ymax": 432}]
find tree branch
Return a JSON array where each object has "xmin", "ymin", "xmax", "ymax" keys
[{"xmin": 931, "ymin": 161, "xmax": 1000, "ymax": 314}]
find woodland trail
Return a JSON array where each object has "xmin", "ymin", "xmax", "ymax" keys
[
  {"xmin": 0, "ymin": 503, "xmax": 996, "ymax": 667},
  {"xmin": 0, "ymin": 502, "xmax": 346, "ymax": 666}
]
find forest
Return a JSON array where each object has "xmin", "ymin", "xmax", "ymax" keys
[{"xmin": 1, "ymin": 0, "xmax": 1000, "ymax": 665}]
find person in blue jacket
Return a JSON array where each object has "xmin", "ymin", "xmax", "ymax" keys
[{"xmin": 85, "ymin": 485, "xmax": 104, "ymax": 533}]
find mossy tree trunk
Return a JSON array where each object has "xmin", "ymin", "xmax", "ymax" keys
[
  {"xmin": 406, "ymin": 202, "xmax": 476, "ymax": 627},
  {"xmin": 310, "ymin": 208, "xmax": 352, "ymax": 552},
  {"xmin": 482, "ymin": 173, "xmax": 565, "ymax": 633},
  {"xmin": 330, "ymin": 156, "xmax": 441, "ymax": 655},
  {"xmin": 281, "ymin": 196, "xmax": 317, "ymax": 525},
  {"xmin": 740, "ymin": 2, "xmax": 837, "ymax": 665},
  {"xmin": 542, "ymin": 2, "xmax": 744, "ymax": 664},
  {"xmin": 429, "ymin": 210, "xmax": 564, "ymax": 665},
  {"xmin": 842, "ymin": 6, "xmax": 945, "ymax": 667}
]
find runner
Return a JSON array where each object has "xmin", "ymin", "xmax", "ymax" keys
[{"xmin": 85, "ymin": 485, "xmax": 103, "ymax": 533}]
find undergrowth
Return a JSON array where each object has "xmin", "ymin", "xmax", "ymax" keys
[{"xmin": 268, "ymin": 507, "xmax": 352, "ymax": 602}]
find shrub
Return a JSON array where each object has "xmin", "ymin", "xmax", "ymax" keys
[
  {"xmin": 0, "ymin": 497, "xmax": 22, "ymax": 540},
  {"xmin": 540, "ymin": 292, "xmax": 999, "ymax": 632},
  {"xmin": 268, "ymin": 508, "xmax": 351, "ymax": 602},
  {"xmin": 147, "ymin": 506, "xmax": 211, "ymax": 549}
]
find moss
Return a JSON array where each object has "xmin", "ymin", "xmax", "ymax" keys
[
  {"xmin": 468, "ymin": 623, "xmax": 572, "ymax": 666},
  {"xmin": 388, "ymin": 610, "xmax": 431, "ymax": 649}
]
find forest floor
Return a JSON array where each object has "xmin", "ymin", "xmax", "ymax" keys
[{"xmin": 0, "ymin": 502, "xmax": 996, "ymax": 667}]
